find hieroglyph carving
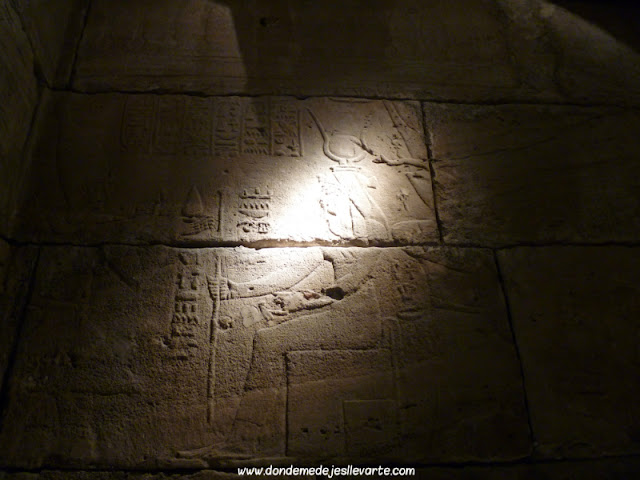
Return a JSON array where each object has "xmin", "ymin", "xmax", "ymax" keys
[
  {"xmin": 214, "ymin": 98, "xmax": 242, "ymax": 157},
  {"xmin": 180, "ymin": 185, "xmax": 221, "ymax": 237},
  {"xmin": 272, "ymin": 100, "xmax": 302, "ymax": 157},
  {"xmin": 168, "ymin": 247, "xmax": 444, "ymax": 460},
  {"xmin": 168, "ymin": 252, "xmax": 206, "ymax": 358},
  {"xmin": 122, "ymin": 97, "xmax": 301, "ymax": 157},
  {"xmin": 121, "ymin": 96, "xmax": 155, "ymax": 154},
  {"xmin": 242, "ymin": 100, "xmax": 270, "ymax": 155},
  {"xmin": 237, "ymin": 187, "xmax": 272, "ymax": 234}
]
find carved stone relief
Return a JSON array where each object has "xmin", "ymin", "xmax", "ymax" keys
[
  {"xmin": 0, "ymin": 245, "xmax": 529, "ymax": 467},
  {"xmin": 180, "ymin": 186, "xmax": 220, "ymax": 238},
  {"xmin": 17, "ymin": 94, "xmax": 437, "ymax": 245},
  {"xmin": 121, "ymin": 96, "xmax": 301, "ymax": 159},
  {"xmin": 168, "ymin": 252, "xmax": 206, "ymax": 358},
  {"xmin": 236, "ymin": 187, "xmax": 272, "ymax": 235}
]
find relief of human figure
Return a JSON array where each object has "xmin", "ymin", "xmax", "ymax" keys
[
  {"xmin": 172, "ymin": 247, "xmax": 389, "ymax": 459},
  {"xmin": 174, "ymin": 246, "xmax": 432, "ymax": 460},
  {"xmin": 306, "ymin": 100, "xmax": 433, "ymax": 243}
]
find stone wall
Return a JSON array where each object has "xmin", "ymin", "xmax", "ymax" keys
[
  {"xmin": 2, "ymin": 0, "xmax": 640, "ymax": 478},
  {"xmin": 0, "ymin": 0, "xmax": 88, "ymax": 236},
  {"xmin": 0, "ymin": 0, "xmax": 38, "ymax": 236}
]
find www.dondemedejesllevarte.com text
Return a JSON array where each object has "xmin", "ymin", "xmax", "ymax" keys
[{"xmin": 238, "ymin": 465, "xmax": 416, "ymax": 477}]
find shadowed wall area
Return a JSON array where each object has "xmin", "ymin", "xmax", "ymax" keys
[{"xmin": 1, "ymin": 0, "xmax": 640, "ymax": 478}]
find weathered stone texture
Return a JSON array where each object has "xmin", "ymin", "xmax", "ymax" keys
[
  {"xmin": 498, "ymin": 0, "xmax": 640, "ymax": 106},
  {"xmin": 426, "ymin": 103, "xmax": 640, "ymax": 246},
  {"xmin": 541, "ymin": 1, "xmax": 640, "ymax": 105},
  {"xmin": 16, "ymin": 93, "xmax": 436, "ymax": 246},
  {"xmin": 0, "ymin": 0, "xmax": 38, "ymax": 236},
  {"xmin": 67, "ymin": 0, "xmax": 640, "ymax": 104},
  {"xmin": 0, "ymin": 240, "xmax": 38, "ymax": 393},
  {"xmin": 0, "ymin": 245, "xmax": 528, "ymax": 468},
  {"xmin": 496, "ymin": 0, "xmax": 559, "ymax": 101},
  {"xmin": 9, "ymin": 0, "xmax": 89, "ymax": 87},
  {"xmin": 73, "ymin": 0, "xmax": 525, "ymax": 101},
  {"xmin": 498, "ymin": 247, "xmax": 640, "ymax": 458},
  {"xmin": 5, "ymin": 1, "xmax": 640, "ymax": 475}
]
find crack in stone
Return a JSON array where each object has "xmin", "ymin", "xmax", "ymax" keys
[{"xmin": 493, "ymin": 249, "xmax": 536, "ymax": 454}]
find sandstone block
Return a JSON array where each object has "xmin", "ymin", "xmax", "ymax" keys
[
  {"xmin": 541, "ymin": 2, "xmax": 640, "ymax": 105},
  {"xmin": 498, "ymin": 247, "xmax": 640, "ymax": 458},
  {"xmin": 17, "ymin": 94, "xmax": 436, "ymax": 246},
  {"xmin": 497, "ymin": 0, "xmax": 640, "ymax": 106},
  {"xmin": 0, "ymin": 245, "xmax": 528, "ymax": 468},
  {"xmin": 73, "ymin": 0, "xmax": 524, "ymax": 101},
  {"xmin": 426, "ymin": 103, "xmax": 640, "ymax": 246},
  {"xmin": 495, "ymin": 0, "xmax": 560, "ymax": 102}
]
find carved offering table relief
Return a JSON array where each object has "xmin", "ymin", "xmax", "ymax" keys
[
  {"xmin": 17, "ymin": 95, "xmax": 437, "ymax": 246},
  {"xmin": 0, "ymin": 245, "xmax": 529, "ymax": 467}
]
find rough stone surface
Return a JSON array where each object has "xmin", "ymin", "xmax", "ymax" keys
[
  {"xmin": 0, "ymin": 241, "xmax": 38, "ymax": 393},
  {"xmin": 496, "ymin": 0, "xmax": 559, "ymax": 101},
  {"xmin": 497, "ymin": 0, "xmax": 640, "ymax": 106},
  {"xmin": 17, "ymin": 93, "xmax": 436, "ymax": 246},
  {"xmin": 541, "ymin": 1, "xmax": 640, "ymax": 105},
  {"xmin": 0, "ymin": 0, "xmax": 38, "ymax": 236},
  {"xmin": 68, "ymin": 0, "xmax": 640, "ymax": 105},
  {"xmin": 73, "ymin": 0, "xmax": 527, "ymax": 101},
  {"xmin": 9, "ymin": 0, "xmax": 89, "ymax": 87},
  {"xmin": 0, "ymin": 245, "xmax": 528, "ymax": 468},
  {"xmin": 426, "ymin": 103, "xmax": 640, "ymax": 246},
  {"xmin": 498, "ymin": 247, "xmax": 640, "ymax": 459}
]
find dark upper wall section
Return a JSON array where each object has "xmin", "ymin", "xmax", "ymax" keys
[
  {"xmin": 71, "ymin": 0, "xmax": 640, "ymax": 104},
  {"xmin": 0, "ymin": 0, "xmax": 88, "ymax": 237},
  {"xmin": 9, "ymin": 0, "xmax": 89, "ymax": 88},
  {"xmin": 552, "ymin": 0, "xmax": 640, "ymax": 53}
]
